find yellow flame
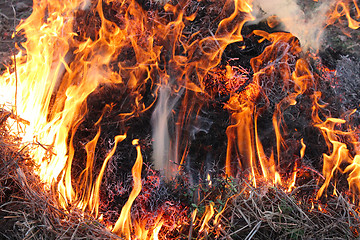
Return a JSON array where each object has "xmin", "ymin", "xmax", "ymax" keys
[
  {"xmin": 315, "ymin": 118, "xmax": 353, "ymax": 199},
  {"xmin": 0, "ymin": 1, "xmax": 360, "ymax": 239},
  {"xmin": 300, "ymin": 138, "xmax": 306, "ymax": 159},
  {"xmin": 344, "ymin": 155, "xmax": 360, "ymax": 203},
  {"xmin": 199, "ymin": 201, "xmax": 215, "ymax": 233}
]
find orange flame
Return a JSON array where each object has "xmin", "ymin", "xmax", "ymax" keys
[
  {"xmin": 315, "ymin": 116, "xmax": 360, "ymax": 202},
  {"xmin": 224, "ymin": 30, "xmax": 312, "ymax": 189},
  {"xmin": 328, "ymin": 0, "xmax": 360, "ymax": 29},
  {"xmin": 88, "ymin": 133, "xmax": 126, "ymax": 217},
  {"xmin": 113, "ymin": 139, "xmax": 143, "ymax": 238}
]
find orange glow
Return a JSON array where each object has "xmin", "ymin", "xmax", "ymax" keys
[{"xmin": 267, "ymin": 15, "xmax": 280, "ymax": 28}]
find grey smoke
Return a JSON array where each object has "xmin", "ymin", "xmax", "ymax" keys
[
  {"xmin": 252, "ymin": 0, "xmax": 336, "ymax": 50},
  {"xmin": 190, "ymin": 115, "xmax": 213, "ymax": 140}
]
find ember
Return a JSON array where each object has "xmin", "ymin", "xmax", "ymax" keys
[{"xmin": 0, "ymin": 0, "xmax": 360, "ymax": 239}]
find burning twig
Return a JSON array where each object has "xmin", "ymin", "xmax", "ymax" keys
[{"xmin": 0, "ymin": 109, "xmax": 29, "ymax": 126}]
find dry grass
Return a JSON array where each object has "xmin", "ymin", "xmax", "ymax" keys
[
  {"xmin": 215, "ymin": 179, "xmax": 360, "ymax": 239},
  {"xmin": 0, "ymin": 114, "xmax": 359, "ymax": 239},
  {"xmin": 0, "ymin": 115, "xmax": 122, "ymax": 240}
]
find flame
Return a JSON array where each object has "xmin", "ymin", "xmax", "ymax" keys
[
  {"xmin": 344, "ymin": 155, "xmax": 360, "ymax": 202},
  {"xmin": 206, "ymin": 173, "xmax": 212, "ymax": 187},
  {"xmin": 328, "ymin": 0, "xmax": 360, "ymax": 29},
  {"xmin": 315, "ymin": 116, "xmax": 360, "ymax": 202},
  {"xmin": 1, "ymin": 0, "xmax": 360, "ymax": 238},
  {"xmin": 88, "ymin": 133, "xmax": 126, "ymax": 216},
  {"xmin": 199, "ymin": 201, "xmax": 215, "ymax": 233},
  {"xmin": 153, "ymin": 222, "xmax": 163, "ymax": 240},
  {"xmin": 224, "ymin": 30, "xmax": 312, "ymax": 189},
  {"xmin": 0, "ymin": 0, "xmax": 253, "ymax": 237},
  {"xmin": 130, "ymin": 216, "xmax": 164, "ymax": 240},
  {"xmin": 300, "ymin": 138, "xmax": 306, "ymax": 159},
  {"xmin": 1, "ymin": 0, "xmax": 163, "ymax": 215},
  {"xmin": 152, "ymin": 220, "xmax": 163, "ymax": 240},
  {"xmin": 112, "ymin": 139, "xmax": 143, "ymax": 238}
]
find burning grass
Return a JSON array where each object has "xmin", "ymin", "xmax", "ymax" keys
[
  {"xmin": 1, "ymin": 108, "xmax": 360, "ymax": 239},
  {"xmin": 221, "ymin": 181, "xmax": 360, "ymax": 239},
  {"xmin": 1, "ymin": 0, "xmax": 360, "ymax": 239},
  {"xmin": 1, "ymin": 129, "xmax": 359, "ymax": 239},
  {"xmin": 0, "ymin": 116, "xmax": 120, "ymax": 239}
]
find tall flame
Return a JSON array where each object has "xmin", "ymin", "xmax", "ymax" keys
[{"xmin": 113, "ymin": 139, "xmax": 143, "ymax": 238}]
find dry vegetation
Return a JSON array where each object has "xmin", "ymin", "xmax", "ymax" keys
[
  {"xmin": 0, "ymin": 115, "xmax": 122, "ymax": 239},
  {"xmin": 219, "ymin": 181, "xmax": 360, "ymax": 239},
  {"xmin": 1, "ymin": 128, "xmax": 359, "ymax": 239},
  {"xmin": 1, "ymin": 0, "xmax": 360, "ymax": 239}
]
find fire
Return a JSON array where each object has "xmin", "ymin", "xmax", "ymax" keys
[
  {"xmin": 199, "ymin": 201, "xmax": 215, "ymax": 234},
  {"xmin": 315, "ymin": 116, "xmax": 360, "ymax": 202},
  {"xmin": 0, "ymin": 0, "xmax": 360, "ymax": 238},
  {"xmin": 224, "ymin": 30, "xmax": 309, "ymax": 187},
  {"xmin": 113, "ymin": 139, "xmax": 143, "ymax": 238},
  {"xmin": 327, "ymin": 0, "xmax": 360, "ymax": 29}
]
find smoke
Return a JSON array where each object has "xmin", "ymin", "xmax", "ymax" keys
[
  {"xmin": 80, "ymin": 0, "xmax": 91, "ymax": 10},
  {"xmin": 151, "ymin": 86, "xmax": 183, "ymax": 179},
  {"xmin": 252, "ymin": 0, "xmax": 337, "ymax": 50},
  {"xmin": 189, "ymin": 115, "xmax": 213, "ymax": 140},
  {"xmin": 151, "ymin": 0, "xmax": 336, "ymax": 50}
]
